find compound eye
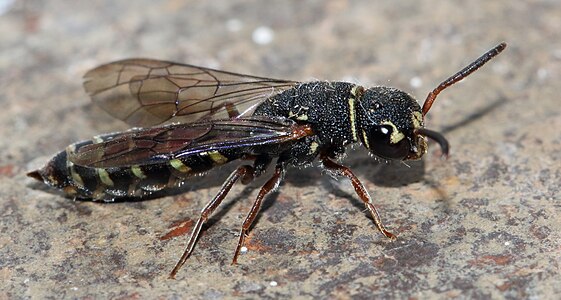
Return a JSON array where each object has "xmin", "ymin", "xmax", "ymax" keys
[{"xmin": 368, "ymin": 125, "xmax": 410, "ymax": 160}]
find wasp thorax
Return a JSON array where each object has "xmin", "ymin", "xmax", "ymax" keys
[{"xmin": 357, "ymin": 87, "xmax": 427, "ymax": 161}]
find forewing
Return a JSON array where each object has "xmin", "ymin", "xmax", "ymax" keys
[
  {"xmin": 69, "ymin": 117, "xmax": 313, "ymax": 168},
  {"xmin": 83, "ymin": 59, "xmax": 298, "ymax": 127}
]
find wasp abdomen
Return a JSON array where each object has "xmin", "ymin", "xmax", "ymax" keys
[{"xmin": 29, "ymin": 140, "xmax": 238, "ymax": 201}]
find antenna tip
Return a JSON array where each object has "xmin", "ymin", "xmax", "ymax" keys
[{"xmin": 496, "ymin": 42, "xmax": 507, "ymax": 52}]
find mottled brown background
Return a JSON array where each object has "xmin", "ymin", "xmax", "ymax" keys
[{"xmin": 1, "ymin": 0, "xmax": 560, "ymax": 299}]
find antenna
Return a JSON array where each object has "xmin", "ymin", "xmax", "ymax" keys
[{"xmin": 421, "ymin": 42, "xmax": 507, "ymax": 116}]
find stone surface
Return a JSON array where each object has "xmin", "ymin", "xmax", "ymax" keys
[{"xmin": 1, "ymin": 0, "xmax": 560, "ymax": 299}]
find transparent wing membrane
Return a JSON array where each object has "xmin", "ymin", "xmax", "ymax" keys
[{"xmin": 84, "ymin": 59, "xmax": 298, "ymax": 126}]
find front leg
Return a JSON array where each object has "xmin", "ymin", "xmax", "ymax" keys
[{"xmin": 320, "ymin": 154, "xmax": 396, "ymax": 240}]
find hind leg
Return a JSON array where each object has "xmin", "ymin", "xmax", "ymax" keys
[{"xmin": 231, "ymin": 163, "xmax": 285, "ymax": 264}]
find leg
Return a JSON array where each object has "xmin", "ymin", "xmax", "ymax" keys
[
  {"xmin": 231, "ymin": 163, "xmax": 285, "ymax": 264},
  {"xmin": 320, "ymin": 155, "xmax": 396, "ymax": 240},
  {"xmin": 169, "ymin": 165, "xmax": 254, "ymax": 279}
]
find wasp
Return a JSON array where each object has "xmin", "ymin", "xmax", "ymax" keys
[{"xmin": 28, "ymin": 42, "xmax": 506, "ymax": 278}]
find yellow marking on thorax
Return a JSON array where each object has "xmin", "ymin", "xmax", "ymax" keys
[
  {"xmin": 170, "ymin": 159, "xmax": 192, "ymax": 173},
  {"xmin": 131, "ymin": 165, "xmax": 147, "ymax": 179},
  {"xmin": 309, "ymin": 141, "xmax": 320, "ymax": 155},
  {"xmin": 348, "ymin": 85, "xmax": 362, "ymax": 142},
  {"xmin": 288, "ymin": 106, "xmax": 309, "ymax": 121},
  {"xmin": 348, "ymin": 98, "xmax": 358, "ymax": 142},
  {"xmin": 412, "ymin": 111, "xmax": 423, "ymax": 129},
  {"xmin": 361, "ymin": 129, "xmax": 371, "ymax": 149},
  {"xmin": 380, "ymin": 121, "xmax": 405, "ymax": 144},
  {"xmin": 97, "ymin": 168, "xmax": 114, "ymax": 186}
]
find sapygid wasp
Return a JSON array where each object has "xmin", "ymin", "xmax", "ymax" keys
[{"xmin": 28, "ymin": 42, "xmax": 506, "ymax": 277}]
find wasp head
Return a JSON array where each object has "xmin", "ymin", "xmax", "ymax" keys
[
  {"xmin": 356, "ymin": 87, "xmax": 430, "ymax": 161},
  {"xmin": 354, "ymin": 43, "xmax": 507, "ymax": 161}
]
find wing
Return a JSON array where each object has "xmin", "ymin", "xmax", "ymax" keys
[
  {"xmin": 69, "ymin": 117, "xmax": 314, "ymax": 168},
  {"xmin": 83, "ymin": 59, "xmax": 299, "ymax": 127}
]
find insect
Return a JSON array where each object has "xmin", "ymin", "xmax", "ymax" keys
[{"xmin": 28, "ymin": 42, "xmax": 506, "ymax": 278}]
